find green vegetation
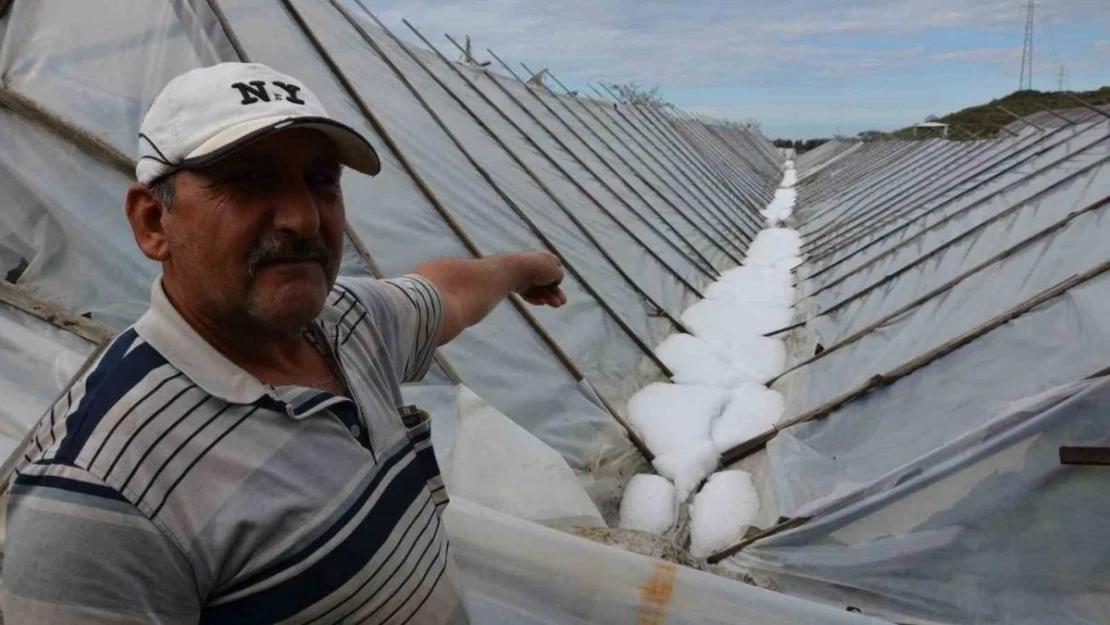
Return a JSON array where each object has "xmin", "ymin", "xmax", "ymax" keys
[
  {"xmin": 771, "ymin": 138, "xmax": 830, "ymax": 154},
  {"xmin": 606, "ymin": 82, "xmax": 669, "ymax": 107},
  {"xmin": 885, "ymin": 86, "xmax": 1110, "ymax": 140}
]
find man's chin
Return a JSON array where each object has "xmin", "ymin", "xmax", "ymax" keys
[{"xmin": 247, "ymin": 277, "xmax": 329, "ymax": 331}]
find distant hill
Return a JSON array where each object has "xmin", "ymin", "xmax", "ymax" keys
[{"xmin": 887, "ymin": 86, "xmax": 1110, "ymax": 140}]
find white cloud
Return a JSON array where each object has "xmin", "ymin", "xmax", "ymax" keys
[
  {"xmin": 354, "ymin": 0, "xmax": 1082, "ymax": 86},
  {"xmin": 342, "ymin": 0, "xmax": 1105, "ymax": 135},
  {"xmin": 930, "ymin": 48, "xmax": 1020, "ymax": 65}
]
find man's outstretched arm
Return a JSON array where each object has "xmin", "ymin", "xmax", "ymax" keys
[{"xmin": 413, "ymin": 251, "xmax": 566, "ymax": 346}]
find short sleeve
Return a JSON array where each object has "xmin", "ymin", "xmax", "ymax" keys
[
  {"xmin": 334, "ymin": 275, "xmax": 444, "ymax": 383},
  {"xmin": 2, "ymin": 465, "xmax": 201, "ymax": 625}
]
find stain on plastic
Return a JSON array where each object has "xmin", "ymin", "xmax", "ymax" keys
[{"xmin": 638, "ymin": 562, "xmax": 677, "ymax": 624}]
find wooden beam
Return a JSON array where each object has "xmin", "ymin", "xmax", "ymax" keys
[
  {"xmin": 0, "ymin": 282, "xmax": 114, "ymax": 345},
  {"xmin": 706, "ymin": 516, "xmax": 811, "ymax": 564},
  {"xmin": 0, "ymin": 89, "xmax": 132, "ymax": 178}
]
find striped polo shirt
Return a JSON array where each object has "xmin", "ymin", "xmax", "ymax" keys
[{"xmin": 2, "ymin": 275, "xmax": 468, "ymax": 625}]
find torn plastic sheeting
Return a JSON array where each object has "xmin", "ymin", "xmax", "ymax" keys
[
  {"xmin": 215, "ymin": 0, "xmax": 647, "ymax": 474},
  {"xmin": 810, "ymin": 138, "xmax": 1110, "ymax": 307},
  {"xmin": 808, "ymin": 128, "xmax": 1094, "ymax": 267},
  {"xmin": 447, "ymin": 386, "xmax": 605, "ymax": 528},
  {"xmin": 779, "ymin": 167, "xmax": 1110, "ymax": 418},
  {"xmin": 444, "ymin": 496, "xmax": 886, "ymax": 625},
  {"xmin": 737, "ymin": 376, "xmax": 1110, "ymax": 625},
  {"xmin": 483, "ymin": 69, "xmax": 717, "ymax": 294},
  {"xmin": 822, "ymin": 163, "xmax": 1110, "ymax": 345},
  {"xmin": 0, "ymin": 303, "xmax": 96, "ymax": 461},
  {"xmin": 0, "ymin": 107, "xmax": 156, "ymax": 329},
  {"xmin": 808, "ymin": 127, "xmax": 1110, "ymax": 296},
  {"xmin": 276, "ymin": 1, "xmax": 674, "ymax": 402},
  {"xmin": 769, "ymin": 270, "xmax": 1110, "ymax": 517},
  {"xmin": 0, "ymin": 0, "xmax": 235, "ymax": 157}
]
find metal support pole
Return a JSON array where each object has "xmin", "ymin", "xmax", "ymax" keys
[
  {"xmin": 722, "ymin": 258, "xmax": 1110, "ymax": 466},
  {"xmin": 211, "ymin": 0, "xmax": 466, "ymax": 385},
  {"xmin": 803, "ymin": 130, "xmax": 1110, "ymax": 300},
  {"xmin": 274, "ymin": 0, "xmax": 657, "ymax": 458},
  {"xmin": 997, "ymin": 105, "xmax": 1044, "ymax": 131},
  {"xmin": 1062, "ymin": 93, "xmax": 1110, "ymax": 120},
  {"xmin": 540, "ymin": 67, "xmax": 760, "ymax": 243},
  {"xmin": 801, "ymin": 121, "xmax": 1067, "ymax": 261},
  {"xmin": 364, "ymin": 13, "xmax": 689, "ymax": 342},
  {"xmin": 661, "ymin": 103, "xmax": 775, "ymax": 203},
  {"xmin": 517, "ymin": 69, "xmax": 749, "ymax": 265},
  {"xmin": 499, "ymin": 53, "xmax": 747, "ymax": 261},
  {"xmin": 337, "ymin": 3, "xmax": 676, "ymax": 382},
  {"xmin": 1031, "ymin": 102, "xmax": 1078, "ymax": 126},
  {"xmin": 770, "ymin": 193, "xmax": 1110, "ymax": 385},
  {"xmin": 588, "ymin": 83, "xmax": 767, "ymax": 237},
  {"xmin": 435, "ymin": 42, "xmax": 717, "ymax": 287},
  {"xmin": 410, "ymin": 35, "xmax": 710, "ymax": 316},
  {"xmin": 595, "ymin": 82, "xmax": 770, "ymax": 222}
]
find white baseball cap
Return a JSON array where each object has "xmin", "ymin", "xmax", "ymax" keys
[{"xmin": 136, "ymin": 62, "xmax": 380, "ymax": 185}]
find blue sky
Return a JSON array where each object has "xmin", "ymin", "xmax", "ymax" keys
[{"xmin": 364, "ymin": 0, "xmax": 1108, "ymax": 139}]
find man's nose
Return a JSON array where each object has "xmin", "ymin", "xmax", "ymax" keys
[{"xmin": 271, "ymin": 182, "xmax": 321, "ymax": 237}]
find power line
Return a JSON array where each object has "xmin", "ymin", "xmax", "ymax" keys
[{"xmin": 1019, "ymin": 0, "xmax": 1035, "ymax": 90}]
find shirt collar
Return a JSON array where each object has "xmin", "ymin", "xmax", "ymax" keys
[{"xmin": 135, "ymin": 277, "xmax": 272, "ymax": 405}]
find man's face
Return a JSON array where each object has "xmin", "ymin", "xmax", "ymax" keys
[{"xmin": 162, "ymin": 129, "xmax": 345, "ymax": 333}]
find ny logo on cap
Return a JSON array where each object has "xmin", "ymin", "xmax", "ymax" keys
[{"xmin": 231, "ymin": 81, "xmax": 306, "ymax": 106}]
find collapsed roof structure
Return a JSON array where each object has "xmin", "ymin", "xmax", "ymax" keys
[{"xmin": 1, "ymin": 1, "xmax": 1108, "ymax": 623}]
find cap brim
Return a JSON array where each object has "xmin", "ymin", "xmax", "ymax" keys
[{"xmin": 180, "ymin": 115, "xmax": 381, "ymax": 176}]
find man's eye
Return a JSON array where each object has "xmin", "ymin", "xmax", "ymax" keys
[{"xmin": 309, "ymin": 173, "xmax": 341, "ymax": 189}]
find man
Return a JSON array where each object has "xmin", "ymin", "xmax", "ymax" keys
[{"xmin": 2, "ymin": 62, "xmax": 566, "ymax": 624}]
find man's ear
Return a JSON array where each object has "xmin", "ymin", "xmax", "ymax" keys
[{"xmin": 124, "ymin": 183, "xmax": 171, "ymax": 262}]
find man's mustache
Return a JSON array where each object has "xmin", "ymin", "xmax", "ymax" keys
[{"xmin": 247, "ymin": 236, "xmax": 333, "ymax": 278}]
